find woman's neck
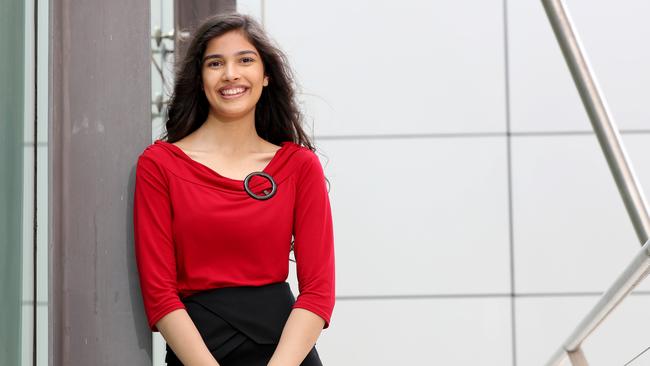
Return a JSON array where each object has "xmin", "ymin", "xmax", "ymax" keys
[{"xmin": 195, "ymin": 110, "xmax": 265, "ymax": 154}]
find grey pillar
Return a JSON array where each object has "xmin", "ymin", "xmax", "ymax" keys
[
  {"xmin": 174, "ymin": 0, "xmax": 236, "ymax": 60},
  {"xmin": 50, "ymin": 1, "xmax": 152, "ymax": 365}
]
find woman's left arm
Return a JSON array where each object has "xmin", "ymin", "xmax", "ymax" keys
[
  {"xmin": 267, "ymin": 308, "xmax": 325, "ymax": 366},
  {"xmin": 269, "ymin": 151, "xmax": 335, "ymax": 365}
]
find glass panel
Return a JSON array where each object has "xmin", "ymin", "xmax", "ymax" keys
[{"xmin": 0, "ymin": 0, "xmax": 26, "ymax": 365}]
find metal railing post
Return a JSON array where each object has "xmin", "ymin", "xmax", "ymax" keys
[
  {"xmin": 540, "ymin": 2, "xmax": 650, "ymax": 363},
  {"xmin": 541, "ymin": 0, "xmax": 650, "ymax": 245}
]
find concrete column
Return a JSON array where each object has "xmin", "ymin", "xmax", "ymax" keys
[{"xmin": 50, "ymin": 0, "xmax": 152, "ymax": 364}]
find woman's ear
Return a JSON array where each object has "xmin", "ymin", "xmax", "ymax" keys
[{"xmin": 263, "ymin": 75, "xmax": 269, "ymax": 86}]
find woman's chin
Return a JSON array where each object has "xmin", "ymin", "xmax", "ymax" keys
[{"xmin": 209, "ymin": 107, "xmax": 256, "ymax": 121}]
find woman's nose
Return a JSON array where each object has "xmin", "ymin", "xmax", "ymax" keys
[{"xmin": 222, "ymin": 62, "xmax": 240, "ymax": 81}]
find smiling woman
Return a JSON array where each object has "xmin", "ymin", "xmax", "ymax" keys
[
  {"xmin": 200, "ymin": 31, "xmax": 269, "ymax": 121},
  {"xmin": 163, "ymin": 14, "xmax": 311, "ymax": 149},
  {"xmin": 134, "ymin": 13, "xmax": 334, "ymax": 366}
]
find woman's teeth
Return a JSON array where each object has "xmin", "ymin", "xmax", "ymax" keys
[{"xmin": 220, "ymin": 87, "xmax": 246, "ymax": 96}]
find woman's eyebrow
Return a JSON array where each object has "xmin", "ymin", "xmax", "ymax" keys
[{"xmin": 203, "ymin": 50, "xmax": 259, "ymax": 62}]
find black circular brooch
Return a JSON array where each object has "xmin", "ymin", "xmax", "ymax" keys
[{"xmin": 243, "ymin": 171, "xmax": 277, "ymax": 200}]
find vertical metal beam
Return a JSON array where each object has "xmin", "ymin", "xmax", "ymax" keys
[
  {"xmin": 50, "ymin": 0, "xmax": 152, "ymax": 365},
  {"xmin": 173, "ymin": 0, "xmax": 236, "ymax": 60},
  {"xmin": 541, "ymin": 0, "xmax": 650, "ymax": 245}
]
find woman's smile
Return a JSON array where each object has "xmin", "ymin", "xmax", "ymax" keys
[{"xmin": 218, "ymin": 85, "xmax": 249, "ymax": 99}]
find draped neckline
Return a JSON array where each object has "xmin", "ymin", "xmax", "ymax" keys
[{"xmin": 154, "ymin": 139, "xmax": 295, "ymax": 193}]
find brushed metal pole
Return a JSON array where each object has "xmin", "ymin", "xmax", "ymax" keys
[{"xmin": 541, "ymin": 0, "xmax": 650, "ymax": 245}]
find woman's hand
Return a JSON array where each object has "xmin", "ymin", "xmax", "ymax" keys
[
  {"xmin": 157, "ymin": 308, "xmax": 221, "ymax": 366},
  {"xmin": 267, "ymin": 308, "xmax": 325, "ymax": 366}
]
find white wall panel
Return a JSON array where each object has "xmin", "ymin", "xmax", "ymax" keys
[
  {"xmin": 512, "ymin": 134, "xmax": 650, "ymax": 293},
  {"xmin": 517, "ymin": 295, "xmax": 650, "ymax": 365},
  {"xmin": 236, "ymin": 0, "xmax": 262, "ymax": 21},
  {"xmin": 311, "ymin": 137, "xmax": 510, "ymax": 295},
  {"xmin": 317, "ymin": 297, "xmax": 512, "ymax": 365},
  {"xmin": 508, "ymin": 0, "xmax": 650, "ymax": 133},
  {"xmin": 264, "ymin": 0, "xmax": 506, "ymax": 136}
]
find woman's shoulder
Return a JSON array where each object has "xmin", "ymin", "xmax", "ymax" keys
[
  {"xmin": 138, "ymin": 140, "xmax": 174, "ymax": 160},
  {"xmin": 282, "ymin": 142, "xmax": 326, "ymax": 179},
  {"xmin": 284, "ymin": 141, "xmax": 317, "ymax": 160},
  {"xmin": 280, "ymin": 142, "xmax": 320, "ymax": 171},
  {"xmin": 135, "ymin": 140, "xmax": 178, "ymax": 174}
]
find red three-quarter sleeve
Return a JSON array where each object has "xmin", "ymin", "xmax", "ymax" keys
[
  {"xmin": 291, "ymin": 151, "xmax": 336, "ymax": 329},
  {"xmin": 133, "ymin": 153, "xmax": 186, "ymax": 331}
]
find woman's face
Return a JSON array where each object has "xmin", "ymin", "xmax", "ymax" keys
[{"xmin": 201, "ymin": 30, "xmax": 268, "ymax": 121}]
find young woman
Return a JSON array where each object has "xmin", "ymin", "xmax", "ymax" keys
[{"xmin": 133, "ymin": 13, "xmax": 335, "ymax": 366}]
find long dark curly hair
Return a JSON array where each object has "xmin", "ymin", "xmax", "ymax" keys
[{"xmin": 162, "ymin": 13, "xmax": 315, "ymax": 152}]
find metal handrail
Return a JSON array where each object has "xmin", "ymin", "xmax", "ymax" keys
[
  {"xmin": 546, "ymin": 240, "xmax": 650, "ymax": 365},
  {"xmin": 541, "ymin": 0, "xmax": 650, "ymax": 244},
  {"xmin": 541, "ymin": 0, "xmax": 650, "ymax": 364}
]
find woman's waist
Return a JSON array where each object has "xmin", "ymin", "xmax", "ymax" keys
[
  {"xmin": 178, "ymin": 277, "xmax": 291, "ymax": 299},
  {"xmin": 180, "ymin": 281, "xmax": 292, "ymax": 301}
]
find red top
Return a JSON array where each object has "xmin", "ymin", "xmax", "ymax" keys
[{"xmin": 133, "ymin": 140, "xmax": 335, "ymax": 332}]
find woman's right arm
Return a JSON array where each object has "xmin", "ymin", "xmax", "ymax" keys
[
  {"xmin": 156, "ymin": 309, "xmax": 220, "ymax": 366},
  {"xmin": 133, "ymin": 152, "xmax": 219, "ymax": 366}
]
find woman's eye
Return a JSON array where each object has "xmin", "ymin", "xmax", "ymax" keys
[
  {"xmin": 241, "ymin": 57, "xmax": 255, "ymax": 64},
  {"xmin": 207, "ymin": 60, "xmax": 223, "ymax": 67}
]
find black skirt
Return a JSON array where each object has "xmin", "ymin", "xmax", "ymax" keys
[{"xmin": 164, "ymin": 282, "xmax": 323, "ymax": 366}]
